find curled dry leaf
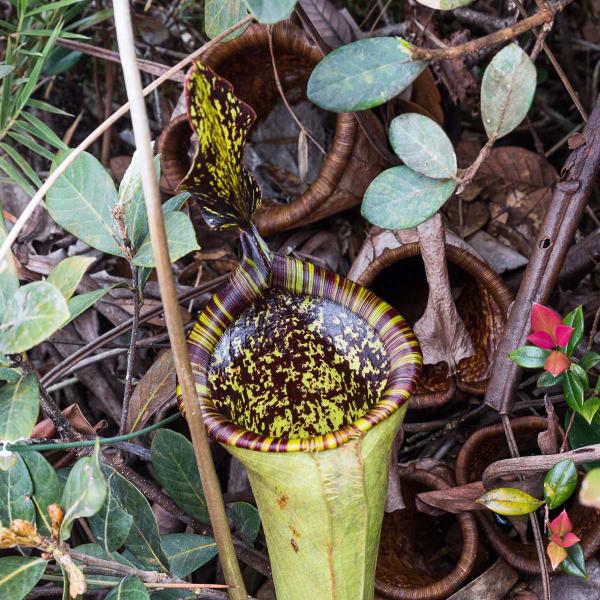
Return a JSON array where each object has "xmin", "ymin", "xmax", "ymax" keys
[
  {"xmin": 127, "ymin": 349, "xmax": 176, "ymax": 433},
  {"xmin": 413, "ymin": 214, "xmax": 474, "ymax": 370}
]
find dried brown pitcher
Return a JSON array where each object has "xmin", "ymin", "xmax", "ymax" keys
[
  {"xmin": 456, "ymin": 416, "xmax": 600, "ymax": 574},
  {"xmin": 349, "ymin": 231, "xmax": 513, "ymax": 409},
  {"xmin": 375, "ymin": 468, "xmax": 478, "ymax": 599},
  {"xmin": 158, "ymin": 20, "xmax": 386, "ymax": 236}
]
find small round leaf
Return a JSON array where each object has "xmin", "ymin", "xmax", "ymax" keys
[
  {"xmin": 307, "ymin": 38, "xmax": 427, "ymax": 113},
  {"xmin": 508, "ymin": 345, "xmax": 549, "ymax": 369},
  {"xmin": 481, "ymin": 44, "xmax": 536, "ymax": 140},
  {"xmin": 361, "ymin": 166, "xmax": 456, "ymax": 230},
  {"xmin": 415, "ymin": 0, "xmax": 474, "ymax": 9},
  {"xmin": 389, "ymin": 113, "xmax": 457, "ymax": 179}
]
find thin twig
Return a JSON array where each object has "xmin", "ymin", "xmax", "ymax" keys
[
  {"xmin": 119, "ymin": 264, "xmax": 140, "ymax": 436},
  {"xmin": 112, "ymin": 3, "xmax": 247, "ymax": 598},
  {"xmin": 0, "ymin": 14, "xmax": 254, "ymax": 265},
  {"xmin": 266, "ymin": 26, "xmax": 326, "ymax": 156},
  {"xmin": 410, "ymin": 0, "xmax": 572, "ymax": 61}
]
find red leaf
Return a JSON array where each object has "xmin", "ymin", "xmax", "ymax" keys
[
  {"xmin": 526, "ymin": 331, "xmax": 555, "ymax": 349},
  {"xmin": 555, "ymin": 324, "xmax": 574, "ymax": 348},
  {"xmin": 550, "ymin": 509, "xmax": 574, "ymax": 538},
  {"xmin": 544, "ymin": 350, "xmax": 570, "ymax": 377},
  {"xmin": 531, "ymin": 303, "xmax": 563, "ymax": 338}
]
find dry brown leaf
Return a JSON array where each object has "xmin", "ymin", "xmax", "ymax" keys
[
  {"xmin": 414, "ymin": 214, "xmax": 474, "ymax": 370},
  {"xmin": 446, "ymin": 198, "xmax": 490, "ymax": 237},
  {"xmin": 127, "ymin": 349, "xmax": 177, "ymax": 433}
]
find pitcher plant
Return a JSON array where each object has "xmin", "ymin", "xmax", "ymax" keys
[{"xmin": 176, "ymin": 62, "xmax": 422, "ymax": 599}]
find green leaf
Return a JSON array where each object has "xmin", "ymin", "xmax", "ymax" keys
[
  {"xmin": 388, "ymin": 113, "xmax": 457, "ymax": 179},
  {"xmin": 560, "ymin": 542, "xmax": 588, "ymax": 579},
  {"xmin": 563, "ymin": 305, "xmax": 584, "ymax": 356},
  {"xmin": 22, "ymin": 451, "xmax": 61, "ymax": 536},
  {"xmin": 20, "ymin": 112, "xmax": 68, "ymax": 152},
  {"xmin": 580, "ymin": 351, "xmax": 600, "ymax": 372},
  {"xmin": 0, "ymin": 65, "xmax": 14, "ymax": 80},
  {"xmin": 537, "ymin": 370, "xmax": 563, "ymax": 388},
  {"xmin": 104, "ymin": 575, "xmax": 150, "ymax": 600},
  {"xmin": 161, "ymin": 533, "xmax": 217, "ymax": 577},
  {"xmin": 120, "ymin": 151, "xmax": 161, "ymax": 250},
  {"xmin": 579, "ymin": 397, "xmax": 600, "ymax": 426},
  {"xmin": 67, "ymin": 286, "xmax": 116, "ymax": 323},
  {"xmin": 244, "ymin": 0, "xmax": 297, "ymax": 23},
  {"xmin": 475, "ymin": 487, "xmax": 543, "ymax": 515},
  {"xmin": 43, "ymin": 47, "xmax": 81, "ymax": 76},
  {"xmin": 60, "ymin": 441, "xmax": 107, "ymax": 540},
  {"xmin": 228, "ymin": 502, "xmax": 260, "ymax": 544},
  {"xmin": 566, "ymin": 410, "xmax": 600, "ymax": 471},
  {"xmin": 150, "ymin": 429, "xmax": 209, "ymax": 522},
  {"xmin": 47, "ymin": 255, "xmax": 95, "ymax": 300},
  {"xmin": 564, "ymin": 369, "xmax": 586, "ymax": 418},
  {"xmin": 0, "ymin": 374, "xmax": 39, "ymax": 442},
  {"xmin": 132, "ymin": 211, "xmax": 199, "ymax": 268},
  {"xmin": 72, "ymin": 543, "xmax": 136, "ymax": 589},
  {"xmin": 0, "ymin": 557, "xmax": 47, "ymax": 600},
  {"xmin": 0, "ymin": 281, "xmax": 70, "ymax": 353},
  {"xmin": 414, "ymin": 0, "xmax": 474, "ymax": 9},
  {"xmin": 0, "ymin": 455, "xmax": 35, "ymax": 524},
  {"xmin": 480, "ymin": 44, "xmax": 537, "ymax": 140},
  {"xmin": 307, "ymin": 37, "xmax": 427, "ymax": 112},
  {"xmin": 102, "ymin": 466, "xmax": 169, "ymax": 571},
  {"xmin": 46, "ymin": 151, "xmax": 123, "ymax": 256},
  {"xmin": 89, "ymin": 469, "xmax": 133, "ymax": 554},
  {"xmin": 570, "ymin": 363, "xmax": 590, "ymax": 390},
  {"xmin": 544, "ymin": 459, "xmax": 577, "ymax": 509},
  {"xmin": 508, "ymin": 345, "xmax": 550, "ymax": 369},
  {"xmin": 0, "ymin": 367, "xmax": 20, "ymax": 382},
  {"xmin": 361, "ymin": 166, "xmax": 456, "ymax": 230},
  {"xmin": 204, "ymin": 0, "xmax": 248, "ymax": 39}
]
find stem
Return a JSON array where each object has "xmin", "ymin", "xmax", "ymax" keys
[
  {"xmin": 112, "ymin": 3, "xmax": 247, "ymax": 598},
  {"xmin": 37, "ymin": 383, "xmax": 81, "ymax": 443},
  {"xmin": 0, "ymin": 14, "xmax": 254, "ymax": 265},
  {"xmin": 457, "ymin": 137, "xmax": 495, "ymax": 194},
  {"xmin": 7, "ymin": 413, "xmax": 180, "ymax": 452},
  {"xmin": 119, "ymin": 263, "xmax": 140, "ymax": 436},
  {"xmin": 410, "ymin": 0, "xmax": 572, "ymax": 61}
]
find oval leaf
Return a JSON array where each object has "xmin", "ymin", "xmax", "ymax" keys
[
  {"xmin": 245, "ymin": 0, "xmax": 297, "ymax": 23},
  {"xmin": 204, "ymin": 0, "xmax": 248, "ymax": 39},
  {"xmin": 0, "ymin": 455, "xmax": 35, "ymax": 524},
  {"xmin": 150, "ymin": 429, "xmax": 209, "ymax": 522},
  {"xmin": 60, "ymin": 443, "xmax": 107, "ymax": 540},
  {"xmin": 89, "ymin": 468, "xmax": 134, "ymax": 553},
  {"xmin": 544, "ymin": 459, "xmax": 577, "ymax": 509},
  {"xmin": 560, "ymin": 542, "xmax": 588, "ymax": 579},
  {"xmin": 481, "ymin": 44, "xmax": 537, "ymax": 140},
  {"xmin": 47, "ymin": 256, "xmax": 95, "ymax": 301},
  {"xmin": 361, "ymin": 166, "xmax": 456, "ymax": 230},
  {"xmin": 132, "ymin": 211, "xmax": 199, "ymax": 268},
  {"xmin": 228, "ymin": 502, "xmax": 260, "ymax": 545},
  {"xmin": 22, "ymin": 451, "xmax": 61, "ymax": 536},
  {"xmin": 508, "ymin": 345, "xmax": 549, "ymax": 369},
  {"xmin": 389, "ymin": 113, "xmax": 457, "ymax": 179},
  {"xmin": 563, "ymin": 305, "xmax": 584, "ymax": 356},
  {"xmin": 46, "ymin": 151, "xmax": 123, "ymax": 256},
  {"xmin": 476, "ymin": 487, "xmax": 544, "ymax": 516},
  {"xmin": 161, "ymin": 533, "xmax": 217, "ymax": 578},
  {"xmin": 0, "ymin": 557, "xmax": 47, "ymax": 600},
  {"xmin": 0, "ymin": 374, "xmax": 39, "ymax": 442},
  {"xmin": 307, "ymin": 37, "xmax": 427, "ymax": 112},
  {"xmin": 102, "ymin": 466, "xmax": 169, "ymax": 571},
  {"xmin": 0, "ymin": 281, "xmax": 70, "ymax": 354}
]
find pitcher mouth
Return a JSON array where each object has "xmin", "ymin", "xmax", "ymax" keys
[{"xmin": 181, "ymin": 255, "xmax": 421, "ymax": 452}]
